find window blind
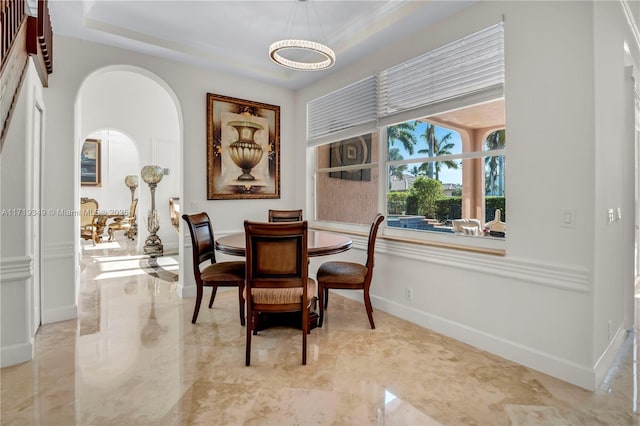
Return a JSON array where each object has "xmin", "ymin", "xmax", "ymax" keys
[
  {"xmin": 307, "ymin": 76, "xmax": 377, "ymax": 142},
  {"xmin": 377, "ymin": 23, "xmax": 504, "ymax": 121}
]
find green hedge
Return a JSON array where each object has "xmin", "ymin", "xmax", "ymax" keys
[
  {"xmin": 387, "ymin": 193, "xmax": 506, "ymax": 222},
  {"xmin": 387, "ymin": 191, "xmax": 409, "ymax": 214},
  {"xmin": 434, "ymin": 197, "xmax": 461, "ymax": 222},
  {"xmin": 485, "ymin": 197, "xmax": 506, "ymax": 221}
]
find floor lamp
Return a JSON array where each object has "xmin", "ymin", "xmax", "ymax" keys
[
  {"xmin": 124, "ymin": 175, "xmax": 138, "ymax": 239},
  {"xmin": 141, "ymin": 165, "xmax": 164, "ymax": 257}
]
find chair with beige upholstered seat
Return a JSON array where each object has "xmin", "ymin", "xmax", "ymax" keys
[
  {"xmin": 182, "ymin": 212, "xmax": 245, "ymax": 325},
  {"xmin": 317, "ymin": 213, "xmax": 384, "ymax": 329},
  {"xmin": 244, "ymin": 220, "xmax": 316, "ymax": 366},
  {"xmin": 268, "ymin": 209, "xmax": 303, "ymax": 222}
]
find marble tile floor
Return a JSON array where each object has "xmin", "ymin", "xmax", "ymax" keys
[{"xmin": 2, "ymin": 239, "xmax": 639, "ymax": 425}]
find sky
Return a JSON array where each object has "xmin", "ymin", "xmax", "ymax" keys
[{"xmin": 390, "ymin": 121, "xmax": 464, "ymax": 185}]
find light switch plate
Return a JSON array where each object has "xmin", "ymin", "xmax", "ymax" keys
[{"xmin": 561, "ymin": 208, "xmax": 575, "ymax": 228}]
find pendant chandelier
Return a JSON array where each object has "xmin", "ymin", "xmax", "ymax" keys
[{"xmin": 269, "ymin": 0, "xmax": 335, "ymax": 71}]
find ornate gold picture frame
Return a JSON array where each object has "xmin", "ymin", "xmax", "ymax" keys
[
  {"xmin": 206, "ymin": 93, "xmax": 280, "ymax": 199},
  {"xmin": 80, "ymin": 138, "xmax": 101, "ymax": 186}
]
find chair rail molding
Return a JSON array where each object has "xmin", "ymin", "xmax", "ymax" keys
[
  {"xmin": 43, "ymin": 241, "xmax": 74, "ymax": 260},
  {"xmin": 375, "ymin": 238, "xmax": 590, "ymax": 292},
  {"xmin": 0, "ymin": 255, "xmax": 32, "ymax": 283}
]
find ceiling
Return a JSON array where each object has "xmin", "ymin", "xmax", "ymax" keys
[
  {"xmin": 429, "ymin": 99, "xmax": 505, "ymax": 130},
  {"xmin": 48, "ymin": 0, "xmax": 476, "ymax": 90}
]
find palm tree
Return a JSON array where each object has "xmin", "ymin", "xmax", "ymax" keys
[
  {"xmin": 388, "ymin": 148, "xmax": 407, "ymax": 189},
  {"xmin": 387, "ymin": 122, "xmax": 417, "ymax": 155},
  {"xmin": 409, "ymin": 166, "xmax": 421, "ymax": 177},
  {"xmin": 418, "ymin": 123, "xmax": 458, "ymax": 180},
  {"xmin": 484, "ymin": 129, "xmax": 506, "ymax": 195}
]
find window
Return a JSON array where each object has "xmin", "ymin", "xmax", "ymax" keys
[
  {"xmin": 314, "ymin": 133, "xmax": 379, "ymax": 226},
  {"xmin": 308, "ymin": 23, "xmax": 505, "ymax": 246},
  {"xmin": 385, "ymin": 101, "xmax": 506, "ymax": 238}
]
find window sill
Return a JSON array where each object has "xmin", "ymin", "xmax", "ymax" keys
[
  {"xmin": 379, "ymin": 234, "xmax": 505, "ymax": 256},
  {"xmin": 310, "ymin": 224, "xmax": 505, "ymax": 257}
]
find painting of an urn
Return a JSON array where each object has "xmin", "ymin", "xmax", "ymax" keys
[{"xmin": 227, "ymin": 120, "xmax": 264, "ymax": 181}]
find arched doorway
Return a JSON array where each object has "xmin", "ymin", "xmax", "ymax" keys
[{"xmin": 74, "ymin": 66, "xmax": 183, "ymax": 298}]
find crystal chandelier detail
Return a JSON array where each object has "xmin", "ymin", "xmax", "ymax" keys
[
  {"xmin": 269, "ymin": 39, "xmax": 335, "ymax": 71},
  {"xmin": 268, "ymin": 0, "xmax": 335, "ymax": 71}
]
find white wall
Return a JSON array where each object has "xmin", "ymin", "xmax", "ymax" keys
[
  {"xmin": 80, "ymin": 129, "xmax": 139, "ymax": 212},
  {"xmin": 299, "ymin": 0, "xmax": 636, "ymax": 390},
  {"xmin": 592, "ymin": 0, "xmax": 638, "ymax": 383},
  {"xmin": 1, "ymin": 61, "xmax": 45, "ymax": 366}
]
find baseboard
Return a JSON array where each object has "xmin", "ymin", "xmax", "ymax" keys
[
  {"xmin": 594, "ymin": 326, "xmax": 629, "ymax": 390},
  {"xmin": 1, "ymin": 341, "xmax": 32, "ymax": 368},
  {"xmin": 41, "ymin": 304, "xmax": 77, "ymax": 324},
  {"xmin": 334, "ymin": 289, "xmax": 596, "ymax": 390},
  {"xmin": 177, "ymin": 282, "xmax": 196, "ymax": 298},
  {"xmin": 163, "ymin": 244, "xmax": 179, "ymax": 255}
]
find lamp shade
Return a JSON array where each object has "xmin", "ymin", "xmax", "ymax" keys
[
  {"xmin": 141, "ymin": 165, "xmax": 164, "ymax": 185},
  {"xmin": 124, "ymin": 175, "xmax": 138, "ymax": 188}
]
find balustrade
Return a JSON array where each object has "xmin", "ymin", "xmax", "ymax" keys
[{"xmin": 1, "ymin": 0, "xmax": 26, "ymax": 71}]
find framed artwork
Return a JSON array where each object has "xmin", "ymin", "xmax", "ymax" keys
[
  {"xmin": 330, "ymin": 134, "xmax": 371, "ymax": 181},
  {"xmin": 206, "ymin": 93, "xmax": 280, "ymax": 199},
  {"xmin": 80, "ymin": 138, "xmax": 101, "ymax": 186}
]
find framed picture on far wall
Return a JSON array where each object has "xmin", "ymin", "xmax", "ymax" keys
[
  {"xmin": 206, "ymin": 93, "xmax": 280, "ymax": 200},
  {"xmin": 81, "ymin": 138, "xmax": 101, "ymax": 186}
]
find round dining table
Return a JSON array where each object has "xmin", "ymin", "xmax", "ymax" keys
[{"xmin": 215, "ymin": 229, "xmax": 352, "ymax": 257}]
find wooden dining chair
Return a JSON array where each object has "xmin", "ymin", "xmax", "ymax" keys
[
  {"xmin": 244, "ymin": 220, "xmax": 316, "ymax": 366},
  {"xmin": 268, "ymin": 209, "xmax": 303, "ymax": 222},
  {"xmin": 317, "ymin": 213, "xmax": 384, "ymax": 329},
  {"xmin": 182, "ymin": 212, "xmax": 245, "ymax": 325}
]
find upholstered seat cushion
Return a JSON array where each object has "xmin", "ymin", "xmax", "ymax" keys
[
  {"xmin": 247, "ymin": 278, "xmax": 317, "ymax": 304},
  {"xmin": 201, "ymin": 261, "xmax": 245, "ymax": 282},
  {"xmin": 317, "ymin": 262, "xmax": 367, "ymax": 284}
]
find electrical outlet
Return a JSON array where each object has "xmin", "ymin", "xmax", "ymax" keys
[
  {"xmin": 608, "ymin": 209, "xmax": 615, "ymax": 224},
  {"xmin": 405, "ymin": 288, "xmax": 413, "ymax": 301}
]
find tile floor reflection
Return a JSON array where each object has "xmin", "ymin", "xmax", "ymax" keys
[{"xmin": 2, "ymin": 240, "xmax": 639, "ymax": 425}]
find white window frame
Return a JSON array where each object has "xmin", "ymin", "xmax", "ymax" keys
[
  {"xmin": 377, "ymin": 118, "xmax": 506, "ymax": 253},
  {"xmin": 307, "ymin": 23, "xmax": 506, "ymax": 253}
]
